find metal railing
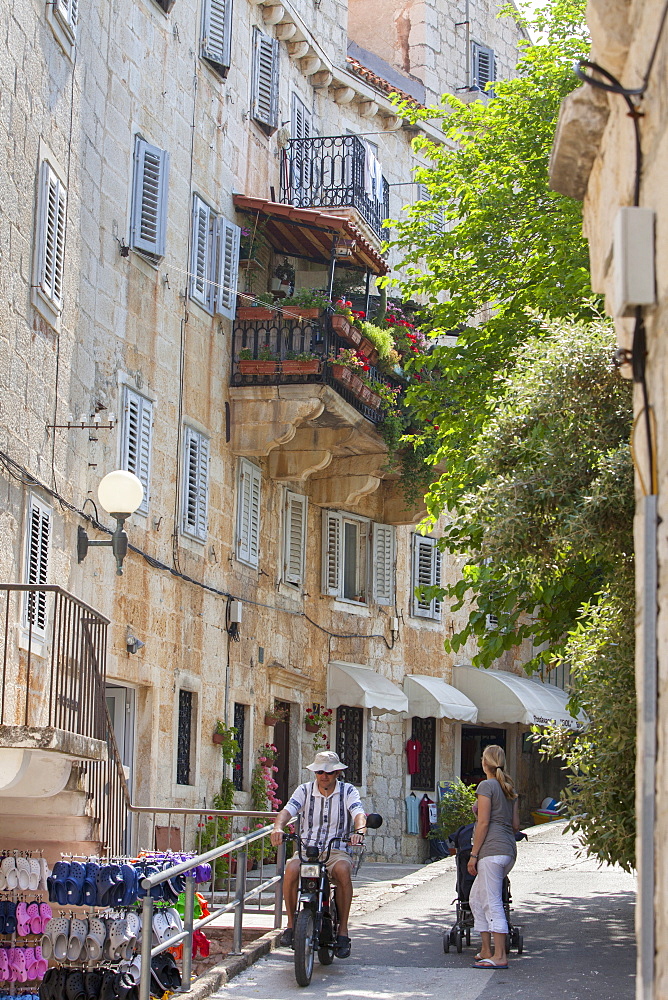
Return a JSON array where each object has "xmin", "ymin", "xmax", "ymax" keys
[
  {"xmin": 136, "ymin": 821, "xmax": 289, "ymax": 1000},
  {"xmin": 0, "ymin": 584, "xmax": 108, "ymax": 738},
  {"xmin": 280, "ymin": 135, "xmax": 390, "ymax": 239}
]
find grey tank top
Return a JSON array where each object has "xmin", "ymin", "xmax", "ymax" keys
[{"xmin": 475, "ymin": 778, "xmax": 517, "ymax": 860}]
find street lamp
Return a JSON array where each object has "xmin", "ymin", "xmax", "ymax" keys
[{"xmin": 77, "ymin": 470, "xmax": 144, "ymax": 576}]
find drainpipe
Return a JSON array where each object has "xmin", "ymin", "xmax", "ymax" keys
[{"xmin": 639, "ymin": 493, "xmax": 657, "ymax": 1000}]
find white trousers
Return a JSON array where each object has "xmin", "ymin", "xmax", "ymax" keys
[{"xmin": 469, "ymin": 854, "xmax": 515, "ymax": 934}]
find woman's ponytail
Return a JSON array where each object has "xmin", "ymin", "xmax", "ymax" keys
[{"xmin": 482, "ymin": 745, "xmax": 517, "ymax": 800}]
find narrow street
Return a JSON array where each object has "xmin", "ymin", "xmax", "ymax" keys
[{"xmin": 214, "ymin": 823, "xmax": 636, "ymax": 1000}]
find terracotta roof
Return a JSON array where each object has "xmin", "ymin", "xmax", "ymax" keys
[
  {"xmin": 232, "ymin": 196, "xmax": 389, "ymax": 275},
  {"xmin": 345, "ymin": 56, "xmax": 423, "ymax": 107}
]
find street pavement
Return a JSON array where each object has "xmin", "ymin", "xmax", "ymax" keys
[{"xmin": 213, "ymin": 822, "xmax": 636, "ymax": 1000}]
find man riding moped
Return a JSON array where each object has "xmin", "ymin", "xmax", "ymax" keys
[{"xmin": 270, "ymin": 750, "xmax": 366, "ymax": 960}]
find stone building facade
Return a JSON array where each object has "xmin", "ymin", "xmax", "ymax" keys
[
  {"xmin": 548, "ymin": 1, "xmax": 667, "ymax": 996},
  {"xmin": 0, "ymin": 0, "xmax": 560, "ymax": 871}
]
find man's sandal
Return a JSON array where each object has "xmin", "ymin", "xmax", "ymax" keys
[{"xmin": 335, "ymin": 935, "xmax": 351, "ymax": 959}]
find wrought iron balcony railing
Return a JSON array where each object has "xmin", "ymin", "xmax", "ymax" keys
[{"xmin": 280, "ymin": 135, "xmax": 390, "ymax": 240}]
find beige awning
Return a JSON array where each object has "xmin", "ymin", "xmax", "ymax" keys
[
  {"xmin": 453, "ymin": 665, "xmax": 585, "ymax": 730},
  {"xmin": 328, "ymin": 661, "xmax": 409, "ymax": 715},
  {"xmin": 404, "ymin": 675, "xmax": 478, "ymax": 723}
]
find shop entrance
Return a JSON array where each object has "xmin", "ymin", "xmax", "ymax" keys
[
  {"xmin": 460, "ymin": 726, "xmax": 506, "ymax": 785},
  {"xmin": 273, "ymin": 700, "xmax": 291, "ymax": 810}
]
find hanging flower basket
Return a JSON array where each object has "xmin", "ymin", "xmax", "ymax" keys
[
  {"xmin": 264, "ymin": 713, "xmax": 280, "ymax": 726},
  {"xmin": 212, "ymin": 733, "xmax": 225, "ymax": 745},
  {"xmin": 305, "ymin": 722, "xmax": 320, "ymax": 734}
]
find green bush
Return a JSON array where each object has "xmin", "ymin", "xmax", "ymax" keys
[{"xmin": 430, "ymin": 778, "xmax": 477, "ymax": 839}]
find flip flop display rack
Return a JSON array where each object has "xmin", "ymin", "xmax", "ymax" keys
[{"xmin": 0, "ymin": 851, "xmax": 213, "ymax": 1000}]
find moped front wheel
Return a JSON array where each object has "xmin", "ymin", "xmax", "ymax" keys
[{"xmin": 294, "ymin": 909, "xmax": 315, "ymax": 986}]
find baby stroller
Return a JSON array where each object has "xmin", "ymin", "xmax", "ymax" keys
[{"xmin": 442, "ymin": 823, "xmax": 524, "ymax": 955}]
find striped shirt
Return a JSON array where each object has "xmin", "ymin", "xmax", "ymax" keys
[{"xmin": 284, "ymin": 780, "xmax": 365, "ymax": 852}]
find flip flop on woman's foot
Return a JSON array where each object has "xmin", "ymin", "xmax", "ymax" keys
[{"xmin": 472, "ymin": 958, "xmax": 509, "ymax": 969}]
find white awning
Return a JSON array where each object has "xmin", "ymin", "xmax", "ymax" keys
[
  {"xmin": 328, "ymin": 661, "xmax": 409, "ymax": 715},
  {"xmin": 453, "ymin": 665, "xmax": 585, "ymax": 730},
  {"xmin": 404, "ymin": 675, "xmax": 478, "ymax": 723}
]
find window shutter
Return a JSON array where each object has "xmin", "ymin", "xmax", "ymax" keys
[
  {"xmin": 322, "ymin": 511, "xmax": 342, "ymax": 597},
  {"xmin": 252, "ymin": 29, "xmax": 279, "ymax": 131},
  {"xmin": 182, "ymin": 427, "xmax": 209, "ymax": 541},
  {"xmin": 472, "ymin": 43, "xmax": 495, "ymax": 89},
  {"xmin": 291, "ymin": 93, "xmax": 312, "ymax": 139},
  {"xmin": 433, "ymin": 545, "xmax": 442, "ymax": 618},
  {"xmin": 236, "ymin": 460, "xmax": 261, "ymax": 567},
  {"xmin": 131, "ymin": 138, "xmax": 169, "ymax": 258},
  {"xmin": 201, "ymin": 0, "xmax": 232, "ymax": 73},
  {"xmin": 38, "ymin": 163, "xmax": 67, "ymax": 310},
  {"xmin": 55, "ymin": 0, "xmax": 77, "ymax": 33},
  {"xmin": 215, "ymin": 217, "xmax": 241, "ymax": 318},
  {"xmin": 412, "ymin": 534, "xmax": 441, "ymax": 619},
  {"xmin": 372, "ymin": 523, "xmax": 395, "ymax": 605},
  {"xmin": 23, "ymin": 495, "xmax": 51, "ymax": 635},
  {"xmin": 122, "ymin": 387, "xmax": 153, "ymax": 515},
  {"xmin": 190, "ymin": 196, "xmax": 212, "ymax": 309},
  {"xmin": 284, "ymin": 491, "xmax": 307, "ymax": 586}
]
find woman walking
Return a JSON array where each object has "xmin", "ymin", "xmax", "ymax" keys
[{"xmin": 467, "ymin": 744, "xmax": 520, "ymax": 969}]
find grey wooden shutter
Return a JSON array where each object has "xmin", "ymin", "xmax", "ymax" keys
[
  {"xmin": 122, "ymin": 387, "xmax": 153, "ymax": 515},
  {"xmin": 322, "ymin": 510, "xmax": 342, "ymax": 597},
  {"xmin": 38, "ymin": 163, "xmax": 67, "ymax": 310},
  {"xmin": 372, "ymin": 523, "xmax": 395, "ymax": 605},
  {"xmin": 215, "ymin": 217, "xmax": 241, "ymax": 318},
  {"xmin": 433, "ymin": 545, "xmax": 442, "ymax": 618},
  {"xmin": 237, "ymin": 459, "xmax": 261, "ymax": 567},
  {"xmin": 472, "ymin": 43, "xmax": 495, "ymax": 89},
  {"xmin": 252, "ymin": 29, "xmax": 279, "ymax": 131},
  {"xmin": 190, "ymin": 196, "xmax": 212, "ymax": 310},
  {"xmin": 23, "ymin": 495, "xmax": 51, "ymax": 635},
  {"xmin": 182, "ymin": 427, "xmax": 209, "ymax": 541},
  {"xmin": 291, "ymin": 93, "xmax": 312, "ymax": 139},
  {"xmin": 284, "ymin": 491, "xmax": 307, "ymax": 586},
  {"xmin": 412, "ymin": 534, "xmax": 441, "ymax": 619},
  {"xmin": 131, "ymin": 138, "xmax": 169, "ymax": 258},
  {"xmin": 201, "ymin": 0, "xmax": 232, "ymax": 74}
]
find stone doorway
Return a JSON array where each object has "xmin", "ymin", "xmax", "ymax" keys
[{"xmin": 273, "ymin": 700, "xmax": 291, "ymax": 810}]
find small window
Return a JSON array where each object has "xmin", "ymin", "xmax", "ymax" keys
[
  {"xmin": 33, "ymin": 160, "xmax": 67, "ymax": 327},
  {"xmin": 283, "ymin": 490, "xmax": 307, "ymax": 587},
  {"xmin": 411, "ymin": 534, "xmax": 442, "ymax": 620},
  {"xmin": 323, "ymin": 512, "xmax": 393, "ymax": 605},
  {"xmin": 471, "ymin": 42, "xmax": 496, "ymax": 91},
  {"xmin": 410, "ymin": 716, "xmax": 436, "ymax": 791},
  {"xmin": 236, "ymin": 459, "xmax": 261, "ymax": 567},
  {"xmin": 130, "ymin": 137, "xmax": 170, "ymax": 260},
  {"xmin": 201, "ymin": 0, "xmax": 233, "ymax": 77},
  {"xmin": 190, "ymin": 196, "xmax": 241, "ymax": 317},
  {"xmin": 251, "ymin": 27, "xmax": 279, "ymax": 133},
  {"xmin": 181, "ymin": 426, "xmax": 209, "ymax": 541},
  {"xmin": 121, "ymin": 387, "xmax": 153, "ymax": 515},
  {"xmin": 336, "ymin": 706, "xmax": 363, "ymax": 786},
  {"xmin": 23, "ymin": 495, "xmax": 52, "ymax": 636},
  {"xmin": 176, "ymin": 689, "xmax": 194, "ymax": 785},
  {"xmin": 232, "ymin": 702, "xmax": 246, "ymax": 791},
  {"xmin": 485, "ymin": 613, "xmax": 499, "ymax": 630}
]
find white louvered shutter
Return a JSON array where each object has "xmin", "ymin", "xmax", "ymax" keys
[
  {"xmin": 55, "ymin": 0, "xmax": 77, "ymax": 33},
  {"xmin": 131, "ymin": 139, "xmax": 169, "ymax": 258},
  {"xmin": 215, "ymin": 217, "xmax": 241, "ymax": 318},
  {"xmin": 23, "ymin": 495, "xmax": 52, "ymax": 636},
  {"xmin": 322, "ymin": 511, "xmax": 342, "ymax": 597},
  {"xmin": 372, "ymin": 523, "xmax": 395, "ymax": 605},
  {"xmin": 252, "ymin": 29, "xmax": 279, "ymax": 131},
  {"xmin": 182, "ymin": 427, "xmax": 209, "ymax": 541},
  {"xmin": 284, "ymin": 491, "xmax": 307, "ymax": 586},
  {"xmin": 472, "ymin": 43, "xmax": 495, "ymax": 89},
  {"xmin": 433, "ymin": 545, "xmax": 442, "ymax": 618},
  {"xmin": 38, "ymin": 163, "xmax": 67, "ymax": 310},
  {"xmin": 201, "ymin": 0, "xmax": 232, "ymax": 73},
  {"xmin": 122, "ymin": 388, "xmax": 153, "ymax": 515},
  {"xmin": 190, "ymin": 196, "xmax": 212, "ymax": 309},
  {"xmin": 237, "ymin": 460, "xmax": 261, "ymax": 567},
  {"xmin": 412, "ymin": 534, "xmax": 442, "ymax": 619}
]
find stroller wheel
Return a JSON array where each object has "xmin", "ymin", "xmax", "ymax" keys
[
  {"xmin": 516, "ymin": 933, "xmax": 523, "ymax": 955},
  {"xmin": 443, "ymin": 931, "xmax": 450, "ymax": 953},
  {"xmin": 455, "ymin": 930, "xmax": 463, "ymax": 953}
]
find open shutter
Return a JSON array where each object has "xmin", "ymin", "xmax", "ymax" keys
[
  {"xmin": 433, "ymin": 544, "xmax": 442, "ymax": 619},
  {"xmin": 55, "ymin": 0, "xmax": 77, "ymax": 33},
  {"xmin": 237, "ymin": 460, "xmax": 261, "ymax": 567},
  {"xmin": 182, "ymin": 427, "xmax": 209, "ymax": 541},
  {"xmin": 284, "ymin": 491, "xmax": 307, "ymax": 586},
  {"xmin": 322, "ymin": 510, "xmax": 342, "ymax": 597},
  {"xmin": 372, "ymin": 523, "xmax": 395, "ymax": 605},
  {"xmin": 38, "ymin": 163, "xmax": 67, "ymax": 310},
  {"xmin": 252, "ymin": 29, "xmax": 279, "ymax": 131},
  {"xmin": 131, "ymin": 138, "xmax": 169, "ymax": 258},
  {"xmin": 472, "ymin": 42, "xmax": 495, "ymax": 90},
  {"xmin": 412, "ymin": 534, "xmax": 441, "ymax": 619},
  {"xmin": 215, "ymin": 217, "xmax": 241, "ymax": 319},
  {"xmin": 23, "ymin": 495, "xmax": 51, "ymax": 636},
  {"xmin": 201, "ymin": 0, "xmax": 232, "ymax": 74},
  {"xmin": 190, "ymin": 196, "xmax": 212, "ymax": 309},
  {"xmin": 291, "ymin": 93, "xmax": 312, "ymax": 139},
  {"xmin": 122, "ymin": 387, "xmax": 153, "ymax": 515}
]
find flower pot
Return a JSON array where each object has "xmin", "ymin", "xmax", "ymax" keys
[
  {"xmin": 281, "ymin": 306, "xmax": 322, "ymax": 318},
  {"xmin": 363, "ymin": 389, "xmax": 382, "ymax": 409},
  {"xmin": 349, "ymin": 373, "xmax": 365, "ymax": 396},
  {"xmin": 212, "ymin": 733, "xmax": 225, "ymax": 745},
  {"xmin": 358, "ymin": 338, "xmax": 379, "ymax": 365},
  {"xmin": 236, "ymin": 307, "xmax": 275, "ymax": 320},
  {"xmin": 230, "ymin": 856, "xmax": 255, "ymax": 874},
  {"xmin": 330, "ymin": 364, "xmax": 354, "ymax": 387},
  {"xmin": 332, "ymin": 315, "xmax": 363, "ymax": 347},
  {"xmin": 305, "ymin": 723, "xmax": 320, "ymax": 733},
  {"xmin": 238, "ymin": 360, "xmax": 280, "ymax": 375},
  {"xmin": 264, "ymin": 714, "xmax": 280, "ymax": 726},
  {"xmin": 282, "ymin": 360, "xmax": 321, "ymax": 375}
]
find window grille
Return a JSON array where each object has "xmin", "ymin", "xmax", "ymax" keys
[
  {"xmin": 410, "ymin": 716, "xmax": 436, "ymax": 791},
  {"xmin": 233, "ymin": 702, "xmax": 246, "ymax": 791},
  {"xmin": 177, "ymin": 690, "xmax": 194, "ymax": 785},
  {"xmin": 336, "ymin": 706, "xmax": 363, "ymax": 786}
]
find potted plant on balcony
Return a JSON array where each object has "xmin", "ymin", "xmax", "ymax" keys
[
  {"xmin": 279, "ymin": 287, "xmax": 329, "ymax": 319},
  {"xmin": 238, "ymin": 345, "xmax": 280, "ymax": 374},
  {"xmin": 236, "ymin": 292, "xmax": 276, "ymax": 321},
  {"xmin": 327, "ymin": 348, "xmax": 368, "ymax": 398},
  {"xmin": 330, "ymin": 299, "xmax": 364, "ymax": 347},
  {"xmin": 282, "ymin": 350, "xmax": 322, "ymax": 375}
]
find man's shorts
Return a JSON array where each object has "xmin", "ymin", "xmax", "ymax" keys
[{"xmin": 286, "ymin": 848, "xmax": 353, "ymax": 879}]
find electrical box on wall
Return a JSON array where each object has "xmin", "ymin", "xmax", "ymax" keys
[{"xmin": 613, "ymin": 207, "xmax": 656, "ymax": 316}]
